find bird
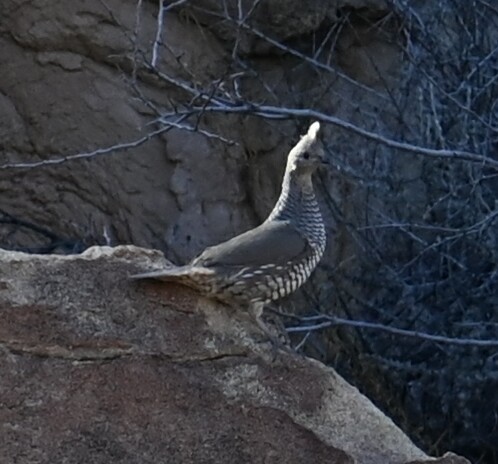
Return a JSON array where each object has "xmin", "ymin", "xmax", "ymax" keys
[{"xmin": 131, "ymin": 121, "xmax": 327, "ymax": 343}]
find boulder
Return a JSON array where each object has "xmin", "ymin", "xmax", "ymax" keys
[{"xmin": 0, "ymin": 246, "xmax": 468, "ymax": 464}]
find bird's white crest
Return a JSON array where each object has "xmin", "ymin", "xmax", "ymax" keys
[{"xmin": 307, "ymin": 121, "xmax": 320, "ymax": 139}]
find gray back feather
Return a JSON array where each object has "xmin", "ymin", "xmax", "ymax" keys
[{"xmin": 193, "ymin": 220, "xmax": 309, "ymax": 268}]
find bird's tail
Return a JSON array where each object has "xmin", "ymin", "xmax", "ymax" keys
[{"xmin": 130, "ymin": 265, "xmax": 216, "ymax": 290}]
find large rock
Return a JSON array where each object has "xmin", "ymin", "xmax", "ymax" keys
[{"xmin": 0, "ymin": 246, "xmax": 468, "ymax": 464}]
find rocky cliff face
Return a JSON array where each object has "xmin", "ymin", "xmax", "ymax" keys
[
  {"xmin": 0, "ymin": 0, "xmax": 249, "ymax": 258},
  {"xmin": 0, "ymin": 0, "xmax": 398, "ymax": 260}
]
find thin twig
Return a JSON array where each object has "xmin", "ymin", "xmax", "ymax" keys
[
  {"xmin": 190, "ymin": 4, "xmax": 389, "ymax": 101},
  {"xmin": 130, "ymin": 0, "xmax": 144, "ymax": 82},
  {"xmin": 151, "ymin": 0, "xmax": 166, "ymax": 67},
  {"xmin": 151, "ymin": 0, "xmax": 190, "ymax": 67},
  {"xmin": 156, "ymin": 118, "xmax": 237, "ymax": 144}
]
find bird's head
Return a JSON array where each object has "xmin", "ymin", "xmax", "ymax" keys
[{"xmin": 286, "ymin": 122, "xmax": 327, "ymax": 177}]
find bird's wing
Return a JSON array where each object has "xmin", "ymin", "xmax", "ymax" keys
[{"xmin": 193, "ymin": 220, "xmax": 310, "ymax": 268}]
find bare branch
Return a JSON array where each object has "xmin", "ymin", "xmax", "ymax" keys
[
  {"xmin": 182, "ymin": 103, "xmax": 498, "ymax": 170},
  {"xmin": 0, "ymin": 124, "xmax": 177, "ymax": 170},
  {"xmin": 286, "ymin": 315, "xmax": 498, "ymax": 347}
]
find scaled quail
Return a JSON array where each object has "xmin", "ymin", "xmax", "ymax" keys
[{"xmin": 131, "ymin": 121, "xmax": 327, "ymax": 339}]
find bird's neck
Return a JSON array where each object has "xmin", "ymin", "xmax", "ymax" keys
[
  {"xmin": 266, "ymin": 170, "xmax": 326, "ymax": 251},
  {"xmin": 266, "ymin": 170, "xmax": 316, "ymax": 224}
]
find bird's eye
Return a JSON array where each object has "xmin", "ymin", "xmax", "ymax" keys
[{"xmin": 303, "ymin": 152, "xmax": 310, "ymax": 159}]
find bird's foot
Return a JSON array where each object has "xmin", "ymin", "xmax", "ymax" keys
[{"xmin": 254, "ymin": 316, "xmax": 294, "ymax": 358}]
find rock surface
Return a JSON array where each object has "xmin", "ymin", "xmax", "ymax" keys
[{"xmin": 0, "ymin": 246, "xmax": 468, "ymax": 464}]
